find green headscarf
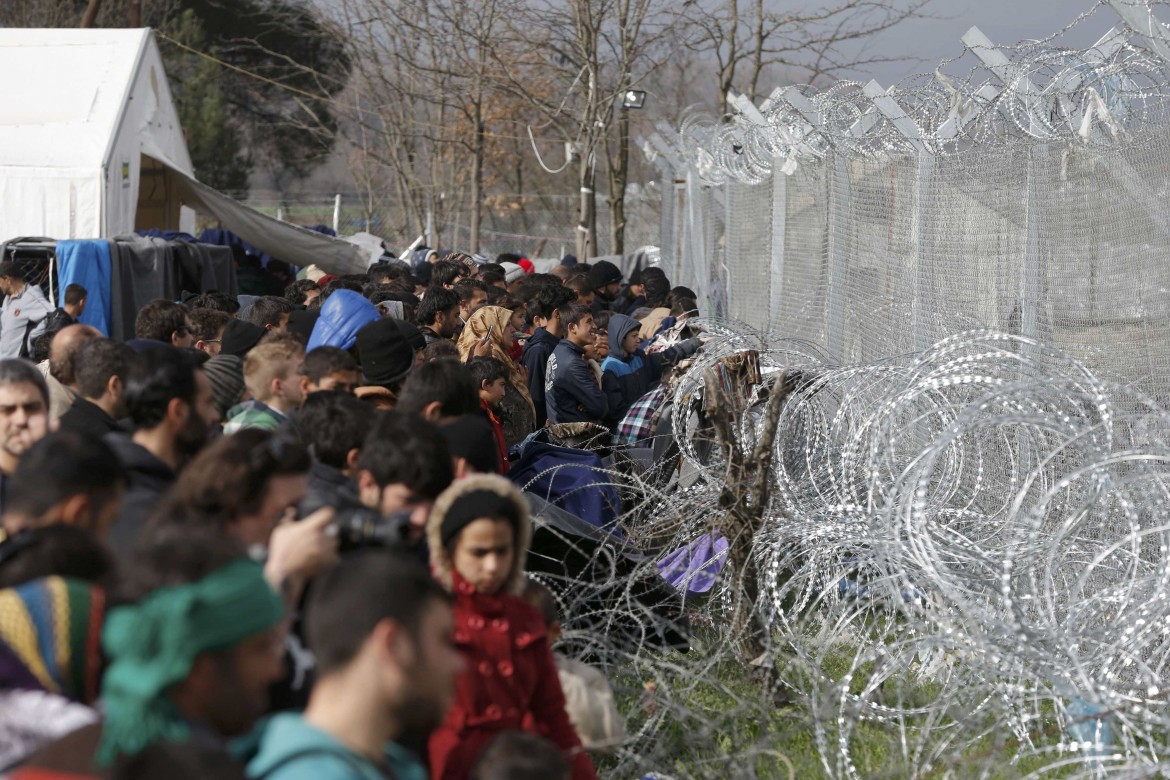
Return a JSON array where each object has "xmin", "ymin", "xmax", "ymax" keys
[{"xmin": 96, "ymin": 558, "xmax": 284, "ymax": 765}]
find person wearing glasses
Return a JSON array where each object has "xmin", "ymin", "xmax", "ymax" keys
[
  {"xmin": 190, "ymin": 307, "xmax": 231, "ymax": 357},
  {"xmin": 133, "ymin": 299, "xmax": 195, "ymax": 349}
]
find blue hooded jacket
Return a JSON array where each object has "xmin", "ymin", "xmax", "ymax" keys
[
  {"xmin": 307, "ymin": 290, "xmax": 380, "ymax": 351},
  {"xmin": 600, "ymin": 313, "xmax": 700, "ymax": 424},
  {"xmin": 244, "ymin": 712, "xmax": 426, "ymax": 780}
]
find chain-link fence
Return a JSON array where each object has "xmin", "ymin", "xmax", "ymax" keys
[
  {"xmin": 657, "ymin": 0, "xmax": 1170, "ymax": 403},
  {"xmin": 241, "ymin": 190, "xmax": 662, "ymax": 261}
]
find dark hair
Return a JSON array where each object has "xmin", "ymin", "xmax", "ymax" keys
[
  {"xmin": 671, "ymin": 297, "xmax": 698, "ymax": 317},
  {"xmin": 285, "ymin": 279, "xmax": 319, "ymax": 305},
  {"xmin": 0, "ymin": 525, "xmax": 116, "ymax": 589},
  {"xmin": 305, "ymin": 551, "xmax": 450, "ymax": 675},
  {"xmin": 395, "ymin": 359, "xmax": 478, "ymax": 419},
  {"xmin": 122, "ymin": 347, "xmax": 198, "ymax": 428},
  {"xmin": 479, "ymin": 271, "xmax": 506, "ymax": 288},
  {"xmin": 488, "ymin": 286, "xmax": 515, "ymax": 306},
  {"xmin": 152, "ymin": 429, "xmax": 311, "ymax": 530},
  {"xmin": 117, "ymin": 524, "xmax": 248, "ymax": 605},
  {"xmin": 559, "ymin": 302, "xmax": 592, "ymax": 329},
  {"xmin": 668, "ymin": 286, "xmax": 698, "ymax": 307},
  {"xmin": 31, "ymin": 329, "xmax": 57, "ymax": 364},
  {"xmin": 188, "ymin": 308, "xmax": 231, "ymax": 344},
  {"xmin": 432, "ymin": 260, "xmax": 468, "ymax": 288},
  {"xmin": 186, "ymin": 292, "xmax": 240, "ymax": 315},
  {"xmin": 592, "ymin": 310, "xmax": 611, "ymax": 332},
  {"xmin": 421, "ymin": 340, "xmax": 460, "ymax": 362},
  {"xmin": 319, "ymin": 278, "xmax": 364, "ymax": 304},
  {"xmin": 357, "ymin": 411, "xmax": 453, "ymax": 499},
  {"xmin": 135, "ymin": 300, "xmax": 190, "ymax": 343},
  {"xmin": 416, "ymin": 287, "xmax": 461, "ymax": 328},
  {"xmin": 74, "ymin": 338, "xmax": 135, "ymax": 400},
  {"xmin": 301, "ymin": 346, "xmax": 359, "ymax": 384},
  {"xmin": 566, "ymin": 276, "xmax": 592, "ymax": 296},
  {"xmin": 470, "ymin": 732, "xmax": 570, "ymax": 780},
  {"xmin": 477, "ymin": 263, "xmax": 505, "ymax": 277},
  {"xmin": 531, "ymin": 284, "xmax": 576, "ymax": 321},
  {"xmin": 298, "ymin": 391, "xmax": 371, "ymax": 470},
  {"xmin": 64, "ymin": 283, "xmax": 87, "ymax": 306},
  {"xmin": 0, "ymin": 261, "xmax": 26, "ymax": 281},
  {"xmin": 521, "ymin": 578, "xmax": 558, "ymax": 627},
  {"xmin": 0, "ymin": 358, "xmax": 50, "ymax": 407},
  {"xmin": 466, "ymin": 356, "xmax": 508, "ymax": 389},
  {"xmin": 243, "ymin": 296, "xmax": 293, "ymax": 329},
  {"xmin": 6, "ymin": 430, "xmax": 127, "ymax": 526},
  {"xmin": 369, "ymin": 262, "xmax": 407, "ymax": 285},
  {"xmin": 452, "ymin": 278, "xmax": 488, "ymax": 304}
]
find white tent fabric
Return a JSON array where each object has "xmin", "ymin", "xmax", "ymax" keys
[
  {"xmin": 0, "ymin": 28, "xmax": 193, "ymax": 239},
  {"xmin": 0, "ymin": 28, "xmax": 368, "ymax": 276}
]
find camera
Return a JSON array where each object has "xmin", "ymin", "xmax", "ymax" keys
[
  {"xmin": 330, "ymin": 506, "xmax": 414, "ymax": 552},
  {"xmin": 297, "ymin": 494, "xmax": 414, "ymax": 553}
]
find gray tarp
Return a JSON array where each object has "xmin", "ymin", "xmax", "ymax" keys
[{"xmin": 170, "ymin": 168, "xmax": 369, "ymax": 276}]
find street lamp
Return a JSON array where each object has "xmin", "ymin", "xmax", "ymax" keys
[{"xmin": 621, "ymin": 89, "xmax": 647, "ymax": 110}]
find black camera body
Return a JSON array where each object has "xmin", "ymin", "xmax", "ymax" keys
[{"xmin": 297, "ymin": 494, "xmax": 413, "ymax": 553}]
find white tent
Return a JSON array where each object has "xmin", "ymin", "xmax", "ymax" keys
[{"xmin": 0, "ymin": 28, "xmax": 367, "ymax": 274}]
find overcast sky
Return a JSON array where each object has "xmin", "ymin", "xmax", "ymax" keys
[{"xmin": 852, "ymin": 0, "xmax": 1120, "ymax": 85}]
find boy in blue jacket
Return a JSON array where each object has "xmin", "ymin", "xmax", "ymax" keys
[
  {"xmin": 244, "ymin": 552, "xmax": 465, "ymax": 780},
  {"xmin": 544, "ymin": 303, "xmax": 609, "ymax": 425},
  {"xmin": 600, "ymin": 313, "xmax": 701, "ymax": 426}
]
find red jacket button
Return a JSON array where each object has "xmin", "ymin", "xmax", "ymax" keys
[
  {"xmin": 491, "ymin": 618, "xmax": 509, "ymax": 632},
  {"xmin": 468, "ymin": 615, "xmax": 485, "ymax": 630},
  {"xmin": 497, "ymin": 660, "xmax": 514, "ymax": 677},
  {"xmin": 478, "ymin": 660, "xmax": 494, "ymax": 677},
  {"xmin": 486, "ymin": 705, "xmax": 502, "ymax": 720}
]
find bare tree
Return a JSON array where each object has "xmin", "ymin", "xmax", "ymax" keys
[{"xmin": 693, "ymin": 0, "xmax": 933, "ymax": 103}]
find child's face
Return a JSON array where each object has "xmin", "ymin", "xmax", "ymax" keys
[
  {"xmin": 621, "ymin": 329, "xmax": 641, "ymax": 356},
  {"xmin": 481, "ymin": 377, "xmax": 507, "ymax": 407}
]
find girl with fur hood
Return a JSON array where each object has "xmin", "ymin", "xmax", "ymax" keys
[{"xmin": 426, "ymin": 475, "xmax": 597, "ymax": 780}]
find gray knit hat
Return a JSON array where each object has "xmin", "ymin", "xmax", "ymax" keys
[{"xmin": 202, "ymin": 354, "xmax": 246, "ymax": 417}]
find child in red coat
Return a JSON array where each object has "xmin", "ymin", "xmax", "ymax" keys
[{"xmin": 426, "ymin": 475, "xmax": 597, "ymax": 780}]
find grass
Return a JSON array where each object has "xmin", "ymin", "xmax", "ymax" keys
[{"xmin": 588, "ymin": 624, "xmax": 1087, "ymax": 780}]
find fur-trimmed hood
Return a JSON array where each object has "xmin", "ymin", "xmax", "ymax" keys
[{"xmin": 427, "ymin": 474, "xmax": 532, "ymax": 596}]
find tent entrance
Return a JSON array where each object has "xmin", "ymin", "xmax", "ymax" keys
[{"xmin": 134, "ymin": 154, "xmax": 185, "ymax": 232}]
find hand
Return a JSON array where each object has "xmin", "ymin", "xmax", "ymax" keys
[
  {"xmin": 473, "ymin": 336, "xmax": 493, "ymax": 357},
  {"xmin": 265, "ymin": 508, "xmax": 339, "ymax": 601}
]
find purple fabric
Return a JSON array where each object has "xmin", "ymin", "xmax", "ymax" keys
[
  {"xmin": 0, "ymin": 643, "xmax": 42, "ymax": 692},
  {"xmin": 656, "ymin": 533, "xmax": 728, "ymax": 596}
]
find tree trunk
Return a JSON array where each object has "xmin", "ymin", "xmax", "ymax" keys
[
  {"xmin": 576, "ymin": 151, "xmax": 596, "ymax": 260},
  {"xmin": 80, "ymin": 0, "xmax": 103, "ymax": 27},
  {"xmin": 470, "ymin": 114, "xmax": 484, "ymax": 254},
  {"xmin": 609, "ymin": 105, "xmax": 630, "ymax": 255}
]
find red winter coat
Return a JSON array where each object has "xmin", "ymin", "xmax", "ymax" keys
[
  {"xmin": 480, "ymin": 400, "xmax": 510, "ymax": 475},
  {"xmin": 426, "ymin": 476, "xmax": 597, "ymax": 780}
]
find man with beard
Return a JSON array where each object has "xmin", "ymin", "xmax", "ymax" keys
[
  {"xmin": 246, "ymin": 551, "xmax": 464, "ymax": 780},
  {"xmin": 105, "ymin": 346, "xmax": 220, "ymax": 554},
  {"xmin": 0, "ymin": 358, "xmax": 51, "ymax": 516},
  {"xmin": 585, "ymin": 260, "xmax": 623, "ymax": 318},
  {"xmin": 58, "ymin": 338, "xmax": 136, "ymax": 440}
]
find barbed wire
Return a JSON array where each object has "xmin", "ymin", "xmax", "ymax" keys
[{"xmin": 675, "ymin": 0, "xmax": 1170, "ymax": 185}]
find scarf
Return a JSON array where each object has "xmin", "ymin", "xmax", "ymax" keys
[
  {"xmin": 97, "ymin": 559, "xmax": 284, "ymax": 765},
  {"xmin": 456, "ymin": 306, "xmax": 536, "ymax": 419},
  {"xmin": 0, "ymin": 577, "xmax": 105, "ymax": 703}
]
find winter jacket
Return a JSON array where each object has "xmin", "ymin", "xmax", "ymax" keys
[
  {"xmin": 58, "ymin": 399, "xmax": 120, "ymax": 442},
  {"xmin": 104, "ymin": 433, "xmax": 176, "ymax": 555},
  {"xmin": 0, "ymin": 283, "xmax": 52, "ymax": 358},
  {"xmin": 600, "ymin": 314, "xmax": 700, "ymax": 425},
  {"xmin": 244, "ymin": 713, "xmax": 426, "ymax": 780},
  {"xmin": 521, "ymin": 328, "xmax": 559, "ymax": 428},
  {"xmin": 224, "ymin": 400, "xmax": 287, "ymax": 434},
  {"xmin": 307, "ymin": 290, "xmax": 380, "ymax": 351},
  {"xmin": 426, "ymin": 476, "xmax": 596, "ymax": 780},
  {"xmin": 481, "ymin": 401, "xmax": 509, "ymax": 475},
  {"xmin": 544, "ymin": 340, "xmax": 608, "ymax": 426},
  {"xmin": 496, "ymin": 379, "xmax": 536, "ymax": 449}
]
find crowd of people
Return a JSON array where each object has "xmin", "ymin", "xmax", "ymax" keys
[{"xmin": 0, "ymin": 247, "xmax": 704, "ymax": 779}]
